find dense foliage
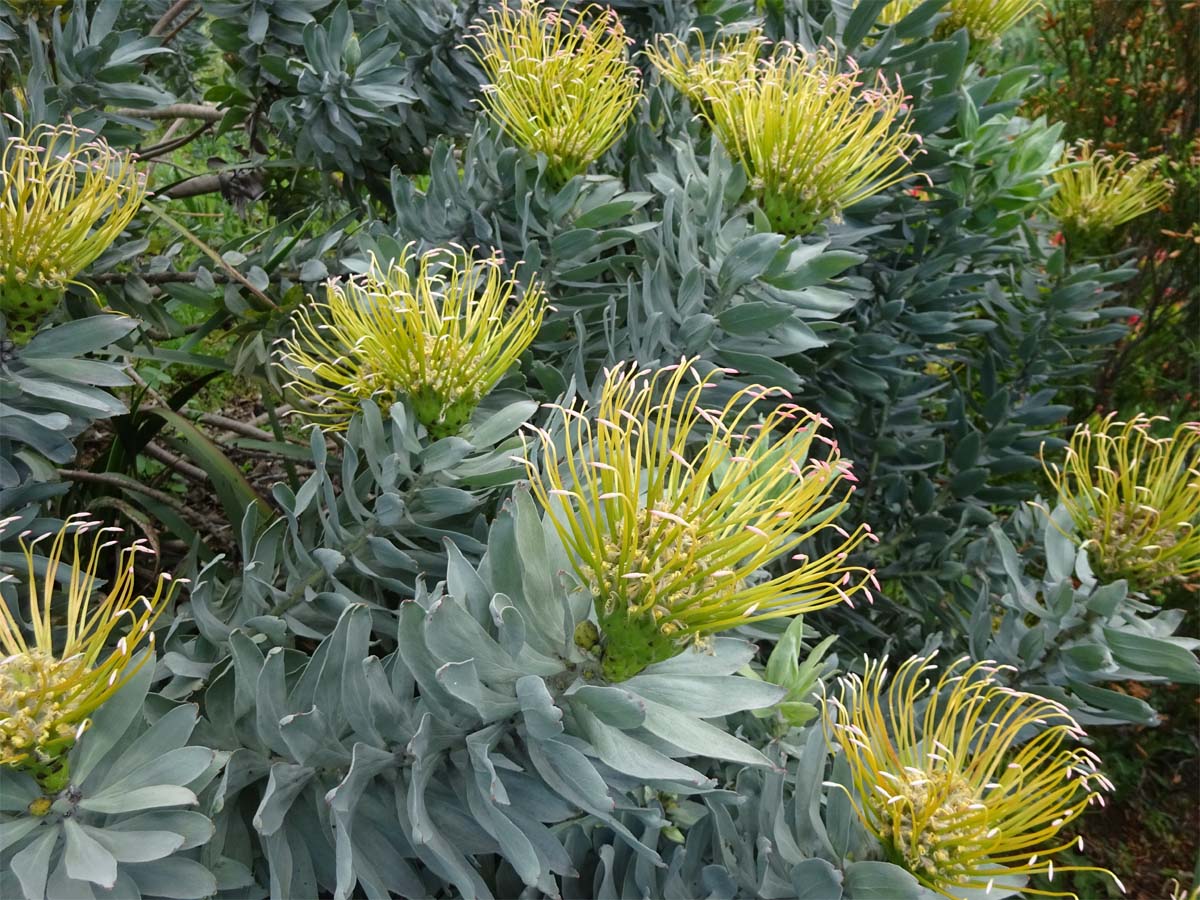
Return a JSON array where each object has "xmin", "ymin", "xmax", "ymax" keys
[{"xmin": 0, "ymin": 1, "xmax": 1196, "ymax": 898}]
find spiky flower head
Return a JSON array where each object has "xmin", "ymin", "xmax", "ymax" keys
[
  {"xmin": 0, "ymin": 121, "xmax": 145, "ymax": 340},
  {"xmin": 678, "ymin": 44, "xmax": 918, "ymax": 235},
  {"xmin": 823, "ymin": 655, "xmax": 1120, "ymax": 899},
  {"xmin": 524, "ymin": 359, "xmax": 875, "ymax": 681},
  {"xmin": 875, "ymin": 0, "xmax": 1041, "ymax": 45},
  {"xmin": 0, "ymin": 515, "xmax": 178, "ymax": 788},
  {"xmin": 470, "ymin": 1, "xmax": 641, "ymax": 185},
  {"xmin": 278, "ymin": 245, "xmax": 546, "ymax": 437},
  {"xmin": 645, "ymin": 29, "xmax": 768, "ymax": 146},
  {"xmin": 1047, "ymin": 140, "xmax": 1174, "ymax": 237},
  {"xmin": 1041, "ymin": 413, "xmax": 1199, "ymax": 589}
]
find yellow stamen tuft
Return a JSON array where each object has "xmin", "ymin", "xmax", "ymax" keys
[
  {"xmin": 524, "ymin": 359, "xmax": 873, "ymax": 681},
  {"xmin": 1041, "ymin": 414, "xmax": 1199, "ymax": 590},
  {"xmin": 822, "ymin": 655, "xmax": 1121, "ymax": 898},
  {"xmin": 0, "ymin": 518, "xmax": 177, "ymax": 781},
  {"xmin": 470, "ymin": 1, "xmax": 642, "ymax": 185},
  {"xmin": 277, "ymin": 245, "xmax": 546, "ymax": 437},
  {"xmin": 0, "ymin": 122, "xmax": 145, "ymax": 339},
  {"xmin": 650, "ymin": 41, "xmax": 917, "ymax": 235},
  {"xmin": 1047, "ymin": 140, "xmax": 1174, "ymax": 237}
]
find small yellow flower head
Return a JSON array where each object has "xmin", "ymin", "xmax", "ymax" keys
[
  {"xmin": 0, "ymin": 122, "xmax": 145, "ymax": 340},
  {"xmin": 1042, "ymin": 413, "xmax": 1200, "ymax": 589},
  {"xmin": 873, "ymin": 0, "xmax": 1040, "ymax": 46},
  {"xmin": 823, "ymin": 655, "xmax": 1121, "ymax": 898},
  {"xmin": 0, "ymin": 515, "xmax": 178, "ymax": 781},
  {"xmin": 1047, "ymin": 140, "xmax": 1175, "ymax": 237},
  {"xmin": 684, "ymin": 44, "xmax": 918, "ymax": 235},
  {"xmin": 645, "ymin": 29, "xmax": 768, "ymax": 147},
  {"xmin": 278, "ymin": 245, "xmax": 546, "ymax": 438},
  {"xmin": 941, "ymin": 0, "xmax": 1042, "ymax": 46},
  {"xmin": 470, "ymin": 1, "xmax": 641, "ymax": 184},
  {"xmin": 524, "ymin": 359, "xmax": 875, "ymax": 681}
]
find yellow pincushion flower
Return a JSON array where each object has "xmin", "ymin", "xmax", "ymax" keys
[
  {"xmin": 524, "ymin": 359, "xmax": 874, "ymax": 681},
  {"xmin": 666, "ymin": 44, "xmax": 918, "ymax": 235},
  {"xmin": 470, "ymin": 1, "xmax": 642, "ymax": 184},
  {"xmin": 278, "ymin": 245, "xmax": 546, "ymax": 437},
  {"xmin": 823, "ymin": 655, "xmax": 1121, "ymax": 899},
  {"xmin": 1041, "ymin": 413, "xmax": 1199, "ymax": 589},
  {"xmin": 1047, "ymin": 140, "xmax": 1174, "ymax": 237},
  {"xmin": 874, "ymin": 0, "xmax": 1041, "ymax": 45},
  {"xmin": 0, "ymin": 122, "xmax": 145, "ymax": 339},
  {"xmin": 0, "ymin": 515, "xmax": 178, "ymax": 788},
  {"xmin": 644, "ymin": 29, "xmax": 768, "ymax": 147}
]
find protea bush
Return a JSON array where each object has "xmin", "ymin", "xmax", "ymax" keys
[{"xmin": 0, "ymin": 1, "xmax": 1195, "ymax": 898}]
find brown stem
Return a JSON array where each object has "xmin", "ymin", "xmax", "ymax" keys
[
  {"xmin": 143, "ymin": 442, "xmax": 209, "ymax": 482},
  {"xmin": 113, "ymin": 103, "xmax": 223, "ymax": 122},
  {"xmin": 162, "ymin": 8, "xmax": 201, "ymax": 46},
  {"xmin": 192, "ymin": 412, "xmax": 277, "ymax": 443},
  {"xmin": 137, "ymin": 123, "xmax": 213, "ymax": 161},
  {"xmin": 150, "ymin": 0, "xmax": 196, "ymax": 36}
]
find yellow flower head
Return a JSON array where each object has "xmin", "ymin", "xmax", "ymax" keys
[
  {"xmin": 0, "ymin": 515, "xmax": 178, "ymax": 783},
  {"xmin": 823, "ymin": 655, "xmax": 1121, "ymax": 899},
  {"xmin": 524, "ymin": 359, "xmax": 875, "ymax": 681},
  {"xmin": 0, "ymin": 122, "xmax": 145, "ymax": 339},
  {"xmin": 470, "ymin": 1, "xmax": 642, "ymax": 184},
  {"xmin": 645, "ymin": 29, "xmax": 768, "ymax": 146},
  {"xmin": 679, "ymin": 44, "xmax": 918, "ymax": 235},
  {"xmin": 1042, "ymin": 413, "xmax": 1200, "ymax": 589},
  {"xmin": 277, "ymin": 245, "xmax": 546, "ymax": 438},
  {"xmin": 1047, "ymin": 140, "xmax": 1174, "ymax": 237},
  {"xmin": 875, "ymin": 0, "xmax": 1041, "ymax": 45}
]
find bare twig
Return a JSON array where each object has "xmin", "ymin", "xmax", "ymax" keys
[
  {"xmin": 150, "ymin": 0, "xmax": 196, "ymax": 36},
  {"xmin": 58, "ymin": 469, "xmax": 195, "ymax": 514},
  {"xmin": 162, "ymin": 8, "xmax": 202, "ymax": 46},
  {"xmin": 143, "ymin": 442, "xmax": 210, "ymax": 482},
  {"xmin": 113, "ymin": 103, "xmax": 223, "ymax": 123},
  {"xmin": 192, "ymin": 412, "xmax": 277, "ymax": 443},
  {"xmin": 137, "ymin": 123, "xmax": 213, "ymax": 161}
]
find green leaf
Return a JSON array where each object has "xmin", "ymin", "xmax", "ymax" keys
[
  {"xmin": 22, "ymin": 316, "xmax": 138, "ymax": 358},
  {"xmin": 1102, "ymin": 628, "xmax": 1200, "ymax": 684},
  {"xmin": 149, "ymin": 409, "xmax": 273, "ymax": 528},
  {"xmin": 843, "ymin": 861, "xmax": 922, "ymax": 900},
  {"xmin": 63, "ymin": 818, "xmax": 118, "ymax": 888},
  {"xmin": 10, "ymin": 826, "xmax": 58, "ymax": 900},
  {"xmin": 126, "ymin": 857, "xmax": 218, "ymax": 900},
  {"xmin": 87, "ymin": 827, "xmax": 184, "ymax": 864}
]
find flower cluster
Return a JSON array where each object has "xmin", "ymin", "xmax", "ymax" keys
[
  {"xmin": 823, "ymin": 654, "xmax": 1121, "ymax": 898},
  {"xmin": 0, "ymin": 516, "xmax": 177, "ymax": 787},
  {"xmin": 0, "ymin": 122, "xmax": 145, "ymax": 339},
  {"xmin": 524, "ymin": 359, "xmax": 874, "ymax": 681},
  {"xmin": 470, "ymin": 1, "xmax": 641, "ymax": 184},
  {"xmin": 1047, "ymin": 140, "xmax": 1175, "ymax": 237},
  {"xmin": 1042, "ymin": 413, "xmax": 1199, "ymax": 589},
  {"xmin": 277, "ymin": 245, "xmax": 546, "ymax": 437},
  {"xmin": 651, "ymin": 42, "xmax": 918, "ymax": 235}
]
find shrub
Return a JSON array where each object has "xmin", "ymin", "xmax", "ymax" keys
[{"xmin": 0, "ymin": 1, "xmax": 1196, "ymax": 897}]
